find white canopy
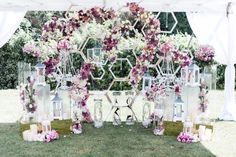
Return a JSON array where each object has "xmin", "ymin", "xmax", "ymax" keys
[
  {"xmin": 0, "ymin": 0, "xmax": 235, "ymax": 12},
  {"xmin": 0, "ymin": 0, "xmax": 236, "ymax": 120}
]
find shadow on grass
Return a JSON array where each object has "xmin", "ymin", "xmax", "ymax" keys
[{"xmin": 0, "ymin": 123, "xmax": 216, "ymax": 157}]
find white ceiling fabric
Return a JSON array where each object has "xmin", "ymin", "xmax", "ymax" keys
[{"xmin": 0, "ymin": 0, "xmax": 235, "ymax": 12}]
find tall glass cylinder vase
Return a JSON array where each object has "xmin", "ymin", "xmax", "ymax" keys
[
  {"xmin": 17, "ymin": 62, "xmax": 31, "ymax": 85},
  {"xmin": 153, "ymin": 99, "xmax": 165, "ymax": 136},
  {"xmin": 202, "ymin": 65, "xmax": 217, "ymax": 90},
  {"xmin": 94, "ymin": 99, "xmax": 103, "ymax": 128},
  {"xmin": 142, "ymin": 100, "xmax": 151, "ymax": 128}
]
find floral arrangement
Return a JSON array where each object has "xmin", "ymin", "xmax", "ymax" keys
[
  {"xmin": 43, "ymin": 57, "xmax": 60, "ymax": 75},
  {"xmin": 195, "ymin": 44, "xmax": 215, "ymax": 65},
  {"xmin": 70, "ymin": 119, "xmax": 83, "ymax": 134},
  {"xmin": 177, "ymin": 132, "xmax": 193, "ymax": 143},
  {"xmin": 22, "ymin": 3, "xmax": 195, "ymax": 125},
  {"xmin": 173, "ymin": 50, "xmax": 192, "ymax": 67},
  {"xmin": 145, "ymin": 82, "xmax": 166, "ymax": 102},
  {"xmin": 70, "ymin": 63, "xmax": 94, "ymax": 122},
  {"xmin": 44, "ymin": 130, "xmax": 59, "ymax": 142},
  {"xmin": 23, "ymin": 42, "xmax": 42, "ymax": 57}
]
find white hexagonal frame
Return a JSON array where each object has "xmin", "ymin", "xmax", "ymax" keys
[
  {"xmin": 141, "ymin": 12, "xmax": 178, "ymax": 36},
  {"xmin": 109, "ymin": 58, "xmax": 133, "ymax": 79},
  {"xmin": 90, "ymin": 65, "xmax": 106, "ymax": 80}
]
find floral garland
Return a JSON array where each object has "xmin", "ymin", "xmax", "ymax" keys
[
  {"xmin": 159, "ymin": 42, "xmax": 191, "ymax": 68},
  {"xmin": 70, "ymin": 62, "xmax": 94, "ymax": 122},
  {"xmin": 24, "ymin": 77, "xmax": 37, "ymax": 113}
]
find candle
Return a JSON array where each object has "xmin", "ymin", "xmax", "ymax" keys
[
  {"xmin": 198, "ymin": 125, "xmax": 206, "ymax": 141},
  {"xmin": 205, "ymin": 128, "xmax": 212, "ymax": 141},
  {"xmin": 30, "ymin": 124, "xmax": 38, "ymax": 135},
  {"xmin": 22, "ymin": 130, "xmax": 30, "ymax": 141},
  {"xmin": 27, "ymin": 132, "xmax": 33, "ymax": 141}
]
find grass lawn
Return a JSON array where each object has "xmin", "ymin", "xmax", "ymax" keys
[{"xmin": 0, "ymin": 122, "xmax": 215, "ymax": 157}]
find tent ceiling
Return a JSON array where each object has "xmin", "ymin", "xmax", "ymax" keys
[{"xmin": 0, "ymin": 0, "xmax": 235, "ymax": 13}]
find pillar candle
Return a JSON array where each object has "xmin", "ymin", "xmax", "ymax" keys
[
  {"xmin": 205, "ymin": 128, "xmax": 212, "ymax": 141},
  {"xmin": 30, "ymin": 124, "xmax": 38, "ymax": 135},
  {"xmin": 198, "ymin": 125, "xmax": 206, "ymax": 141},
  {"xmin": 22, "ymin": 130, "xmax": 30, "ymax": 141}
]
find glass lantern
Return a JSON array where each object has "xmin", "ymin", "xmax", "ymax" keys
[
  {"xmin": 42, "ymin": 120, "xmax": 51, "ymax": 134},
  {"xmin": 142, "ymin": 73, "xmax": 155, "ymax": 91},
  {"xmin": 94, "ymin": 98, "xmax": 103, "ymax": 128},
  {"xmin": 183, "ymin": 118, "xmax": 193, "ymax": 135},
  {"xmin": 35, "ymin": 62, "xmax": 46, "ymax": 85},
  {"xmin": 173, "ymin": 96, "xmax": 185, "ymax": 122},
  {"xmin": 142, "ymin": 100, "xmax": 151, "ymax": 128},
  {"xmin": 51, "ymin": 93, "xmax": 63, "ymax": 120},
  {"xmin": 181, "ymin": 62, "xmax": 200, "ymax": 86},
  {"xmin": 87, "ymin": 47, "xmax": 105, "ymax": 65}
]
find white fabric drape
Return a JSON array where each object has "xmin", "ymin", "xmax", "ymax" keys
[
  {"xmin": 187, "ymin": 3, "xmax": 236, "ymax": 120},
  {"xmin": 0, "ymin": 10, "xmax": 26, "ymax": 48}
]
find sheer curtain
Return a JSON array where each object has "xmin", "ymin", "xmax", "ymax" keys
[
  {"xmin": 187, "ymin": 3, "xmax": 236, "ymax": 120},
  {"xmin": 0, "ymin": 10, "xmax": 26, "ymax": 48}
]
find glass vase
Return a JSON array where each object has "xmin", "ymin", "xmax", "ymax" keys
[
  {"xmin": 142, "ymin": 100, "xmax": 151, "ymax": 128},
  {"xmin": 94, "ymin": 99, "xmax": 103, "ymax": 128}
]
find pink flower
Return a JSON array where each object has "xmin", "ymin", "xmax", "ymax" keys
[
  {"xmin": 57, "ymin": 39, "xmax": 70, "ymax": 51},
  {"xmin": 195, "ymin": 45, "xmax": 215, "ymax": 63},
  {"xmin": 160, "ymin": 42, "xmax": 174, "ymax": 56}
]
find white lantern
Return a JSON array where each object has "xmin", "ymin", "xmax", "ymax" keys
[
  {"xmin": 173, "ymin": 96, "xmax": 185, "ymax": 122},
  {"xmin": 42, "ymin": 120, "xmax": 51, "ymax": 134},
  {"xmin": 87, "ymin": 47, "xmax": 106, "ymax": 65},
  {"xmin": 142, "ymin": 73, "xmax": 155, "ymax": 91},
  {"xmin": 183, "ymin": 118, "xmax": 193, "ymax": 135},
  {"xmin": 51, "ymin": 93, "xmax": 63, "ymax": 120},
  {"xmin": 35, "ymin": 62, "xmax": 46, "ymax": 85},
  {"xmin": 181, "ymin": 62, "xmax": 200, "ymax": 86},
  {"xmin": 94, "ymin": 98, "xmax": 103, "ymax": 128}
]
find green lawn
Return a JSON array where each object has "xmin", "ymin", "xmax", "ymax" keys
[{"xmin": 0, "ymin": 123, "xmax": 215, "ymax": 157}]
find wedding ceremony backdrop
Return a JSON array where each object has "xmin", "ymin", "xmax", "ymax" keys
[{"xmin": 0, "ymin": 0, "xmax": 236, "ymax": 144}]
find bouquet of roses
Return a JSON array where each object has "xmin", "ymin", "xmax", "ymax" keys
[{"xmin": 195, "ymin": 45, "xmax": 215, "ymax": 65}]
